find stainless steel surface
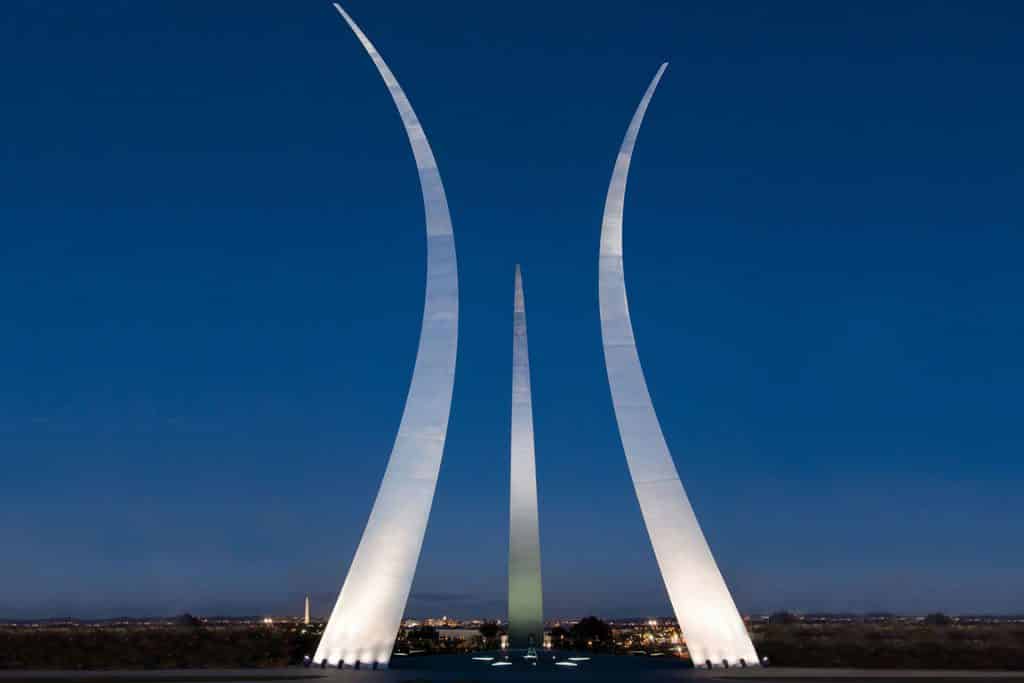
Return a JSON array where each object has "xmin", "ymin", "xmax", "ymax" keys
[
  {"xmin": 315, "ymin": 3, "xmax": 459, "ymax": 669},
  {"xmin": 508, "ymin": 265, "xmax": 544, "ymax": 647},
  {"xmin": 598, "ymin": 64, "xmax": 758, "ymax": 667}
]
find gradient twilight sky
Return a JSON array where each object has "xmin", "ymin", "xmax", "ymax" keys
[{"xmin": 2, "ymin": 0, "xmax": 1022, "ymax": 620}]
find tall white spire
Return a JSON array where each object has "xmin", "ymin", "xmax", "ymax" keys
[
  {"xmin": 598, "ymin": 65, "xmax": 758, "ymax": 668},
  {"xmin": 508, "ymin": 265, "xmax": 544, "ymax": 647},
  {"xmin": 315, "ymin": 3, "xmax": 459, "ymax": 669}
]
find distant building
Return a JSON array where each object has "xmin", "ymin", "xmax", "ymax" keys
[{"xmin": 437, "ymin": 627, "xmax": 482, "ymax": 642}]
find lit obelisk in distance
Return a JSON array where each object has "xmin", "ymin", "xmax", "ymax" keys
[
  {"xmin": 315, "ymin": 3, "xmax": 459, "ymax": 669},
  {"xmin": 598, "ymin": 64, "xmax": 759, "ymax": 667},
  {"xmin": 508, "ymin": 265, "xmax": 544, "ymax": 648}
]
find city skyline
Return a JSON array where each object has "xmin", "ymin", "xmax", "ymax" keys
[{"xmin": 2, "ymin": 0, "xmax": 1023, "ymax": 622}]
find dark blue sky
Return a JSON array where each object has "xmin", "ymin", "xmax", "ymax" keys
[{"xmin": 2, "ymin": 0, "xmax": 1022, "ymax": 620}]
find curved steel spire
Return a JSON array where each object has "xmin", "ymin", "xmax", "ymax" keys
[
  {"xmin": 315, "ymin": 3, "xmax": 458, "ymax": 669},
  {"xmin": 598, "ymin": 64, "xmax": 759, "ymax": 668}
]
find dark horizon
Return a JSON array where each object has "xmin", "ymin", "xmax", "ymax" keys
[{"xmin": 6, "ymin": 611, "xmax": 1024, "ymax": 625}]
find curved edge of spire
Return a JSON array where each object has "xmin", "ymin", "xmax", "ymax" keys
[
  {"xmin": 315, "ymin": 3, "xmax": 458, "ymax": 670},
  {"xmin": 597, "ymin": 65, "xmax": 759, "ymax": 667}
]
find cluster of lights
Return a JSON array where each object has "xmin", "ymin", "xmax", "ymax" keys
[{"xmin": 471, "ymin": 652, "xmax": 590, "ymax": 670}]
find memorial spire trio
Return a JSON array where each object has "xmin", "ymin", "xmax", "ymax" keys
[{"xmin": 318, "ymin": 6, "xmax": 755, "ymax": 669}]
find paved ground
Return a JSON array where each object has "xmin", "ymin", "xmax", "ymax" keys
[
  {"xmin": 703, "ymin": 669, "xmax": 1024, "ymax": 681},
  {"xmin": 2, "ymin": 662, "xmax": 1024, "ymax": 683}
]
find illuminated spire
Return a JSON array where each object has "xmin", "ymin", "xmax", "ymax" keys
[
  {"xmin": 509, "ymin": 265, "xmax": 543, "ymax": 647},
  {"xmin": 314, "ymin": 3, "xmax": 459, "ymax": 669},
  {"xmin": 598, "ymin": 64, "xmax": 758, "ymax": 668}
]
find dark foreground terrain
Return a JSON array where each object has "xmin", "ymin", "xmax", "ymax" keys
[
  {"xmin": 2, "ymin": 667, "xmax": 1024, "ymax": 683},
  {"xmin": 2, "ymin": 619, "xmax": 1023, "ymax": 672},
  {"xmin": 0, "ymin": 623, "xmax": 319, "ymax": 670},
  {"xmin": 752, "ymin": 621, "xmax": 1024, "ymax": 670}
]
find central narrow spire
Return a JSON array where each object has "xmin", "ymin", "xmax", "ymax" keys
[{"xmin": 508, "ymin": 265, "xmax": 544, "ymax": 648}]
